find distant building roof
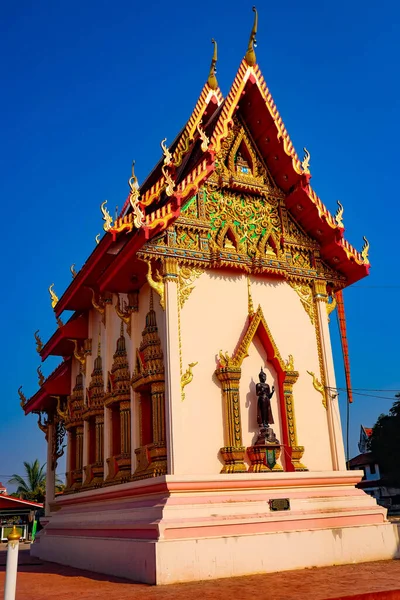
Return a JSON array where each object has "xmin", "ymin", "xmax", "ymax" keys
[
  {"xmin": 0, "ymin": 482, "xmax": 6, "ymax": 493},
  {"xmin": 348, "ymin": 453, "xmax": 376, "ymax": 467},
  {"xmin": 0, "ymin": 494, "xmax": 43, "ymax": 510},
  {"xmin": 362, "ymin": 426, "xmax": 373, "ymax": 437}
]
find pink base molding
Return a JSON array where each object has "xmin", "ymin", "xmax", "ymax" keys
[{"xmin": 31, "ymin": 471, "xmax": 400, "ymax": 584}]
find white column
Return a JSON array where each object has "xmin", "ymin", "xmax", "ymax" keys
[
  {"xmin": 314, "ymin": 285, "xmax": 346, "ymax": 471},
  {"xmin": 163, "ymin": 259, "xmax": 182, "ymax": 474},
  {"xmin": 45, "ymin": 422, "xmax": 55, "ymax": 516},
  {"xmin": 4, "ymin": 527, "xmax": 20, "ymax": 600}
]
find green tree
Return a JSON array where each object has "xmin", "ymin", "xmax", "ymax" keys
[
  {"xmin": 8, "ymin": 459, "xmax": 63, "ymax": 503},
  {"xmin": 369, "ymin": 394, "xmax": 400, "ymax": 485}
]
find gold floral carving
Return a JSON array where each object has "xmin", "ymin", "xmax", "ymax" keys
[
  {"xmin": 178, "ymin": 266, "xmax": 203, "ymax": 308},
  {"xmin": 181, "ymin": 362, "xmax": 198, "ymax": 401},
  {"xmin": 289, "ymin": 282, "xmax": 314, "ymax": 324},
  {"xmin": 307, "ymin": 370, "xmax": 327, "ymax": 410}
]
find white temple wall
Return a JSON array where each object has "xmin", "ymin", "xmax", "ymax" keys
[{"xmin": 178, "ymin": 270, "xmax": 338, "ymax": 475}]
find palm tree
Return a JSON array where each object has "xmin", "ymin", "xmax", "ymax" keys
[{"xmin": 8, "ymin": 459, "xmax": 63, "ymax": 502}]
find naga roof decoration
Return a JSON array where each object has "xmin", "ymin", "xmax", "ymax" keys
[
  {"xmin": 23, "ymin": 358, "xmax": 72, "ymax": 415},
  {"xmin": 49, "ymin": 8, "xmax": 368, "ymax": 324}
]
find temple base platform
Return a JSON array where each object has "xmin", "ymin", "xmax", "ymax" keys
[{"xmin": 32, "ymin": 470, "xmax": 400, "ymax": 585}]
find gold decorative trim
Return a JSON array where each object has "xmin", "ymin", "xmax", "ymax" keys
[
  {"xmin": 70, "ymin": 264, "xmax": 77, "ymax": 279},
  {"xmin": 178, "ymin": 265, "xmax": 203, "ymax": 308}
]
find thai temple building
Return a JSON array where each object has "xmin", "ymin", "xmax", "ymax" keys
[{"xmin": 20, "ymin": 9, "xmax": 399, "ymax": 585}]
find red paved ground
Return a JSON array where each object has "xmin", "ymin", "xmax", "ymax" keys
[{"xmin": 0, "ymin": 549, "xmax": 400, "ymax": 599}]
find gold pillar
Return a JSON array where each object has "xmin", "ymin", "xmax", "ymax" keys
[
  {"xmin": 120, "ymin": 400, "xmax": 131, "ymax": 455},
  {"xmin": 216, "ymin": 367, "xmax": 247, "ymax": 473},
  {"xmin": 283, "ymin": 370, "xmax": 307, "ymax": 471},
  {"xmin": 151, "ymin": 382, "xmax": 165, "ymax": 445},
  {"xmin": 95, "ymin": 415, "xmax": 104, "ymax": 464},
  {"xmin": 76, "ymin": 426, "xmax": 83, "ymax": 470}
]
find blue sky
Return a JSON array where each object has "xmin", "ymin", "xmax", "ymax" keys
[{"xmin": 1, "ymin": 0, "xmax": 399, "ymax": 488}]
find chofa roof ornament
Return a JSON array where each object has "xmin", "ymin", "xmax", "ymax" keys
[
  {"xmin": 245, "ymin": 6, "xmax": 258, "ymax": 67},
  {"xmin": 207, "ymin": 39, "xmax": 218, "ymax": 90}
]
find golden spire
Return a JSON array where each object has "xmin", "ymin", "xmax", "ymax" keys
[
  {"xmin": 207, "ymin": 39, "xmax": 218, "ymax": 90},
  {"xmin": 48, "ymin": 283, "xmax": 59, "ymax": 309},
  {"xmin": 247, "ymin": 276, "xmax": 254, "ymax": 316},
  {"xmin": 245, "ymin": 6, "xmax": 258, "ymax": 66}
]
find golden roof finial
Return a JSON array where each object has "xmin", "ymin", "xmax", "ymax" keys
[
  {"xmin": 207, "ymin": 39, "xmax": 218, "ymax": 90},
  {"xmin": 70, "ymin": 264, "xmax": 77, "ymax": 279},
  {"xmin": 48, "ymin": 283, "xmax": 59, "ymax": 309},
  {"xmin": 95, "ymin": 233, "xmax": 100, "ymax": 245},
  {"xmin": 247, "ymin": 276, "xmax": 254, "ymax": 316},
  {"xmin": 245, "ymin": 6, "xmax": 258, "ymax": 66}
]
